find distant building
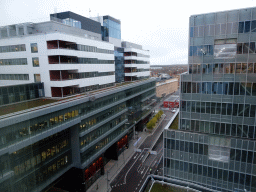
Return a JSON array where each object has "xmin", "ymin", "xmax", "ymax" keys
[
  {"xmin": 156, "ymin": 78, "xmax": 178, "ymax": 98},
  {"xmin": 159, "ymin": 73, "xmax": 171, "ymax": 79}
]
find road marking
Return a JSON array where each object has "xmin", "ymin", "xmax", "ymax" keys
[
  {"xmin": 137, "ymin": 164, "xmax": 142, "ymax": 172},
  {"xmin": 142, "ymin": 167, "xmax": 145, "ymax": 173},
  {"xmin": 124, "ymin": 149, "xmax": 144, "ymax": 184}
]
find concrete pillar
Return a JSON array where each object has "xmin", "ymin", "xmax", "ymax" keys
[
  {"xmin": 23, "ymin": 25, "xmax": 27, "ymax": 35},
  {"xmin": 16, "ymin": 25, "xmax": 19, "ymax": 36},
  {"xmin": 6, "ymin": 26, "xmax": 10, "ymax": 37},
  {"xmin": 70, "ymin": 124, "xmax": 81, "ymax": 167}
]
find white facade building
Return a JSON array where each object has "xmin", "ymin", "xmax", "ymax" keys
[
  {"xmin": 122, "ymin": 41, "xmax": 150, "ymax": 81},
  {"xmin": 0, "ymin": 21, "xmax": 115, "ymax": 97}
]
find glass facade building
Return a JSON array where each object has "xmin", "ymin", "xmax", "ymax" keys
[
  {"xmin": 164, "ymin": 7, "xmax": 256, "ymax": 192},
  {"xmin": 0, "ymin": 83, "xmax": 44, "ymax": 106},
  {"xmin": 114, "ymin": 47, "xmax": 124, "ymax": 82},
  {"xmin": 102, "ymin": 16, "xmax": 121, "ymax": 40},
  {"xmin": 0, "ymin": 79, "xmax": 156, "ymax": 191}
]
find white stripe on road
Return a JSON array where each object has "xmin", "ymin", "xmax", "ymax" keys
[{"xmin": 124, "ymin": 150, "xmax": 144, "ymax": 184}]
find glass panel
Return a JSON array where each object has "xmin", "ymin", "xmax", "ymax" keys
[
  {"xmin": 238, "ymin": 22, "xmax": 244, "ymax": 33},
  {"xmin": 245, "ymin": 21, "xmax": 251, "ymax": 33},
  {"xmin": 249, "ymin": 42, "xmax": 255, "ymax": 53},
  {"xmin": 32, "ymin": 57, "xmax": 39, "ymax": 67},
  {"xmin": 31, "ymin": 43, "xmax": 38, "ymax": 53},
  {"xmin": 243, "ymin": 43, "xmax": 249, "ymax": 54},
  {"xmin": 251, "ymin": 20, "xmax": 256, "ymax": 32}
]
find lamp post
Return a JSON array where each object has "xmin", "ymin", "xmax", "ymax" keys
[
  {"xmin": 123, "ymin": 149, "xmax": 125, "ymax": 164},
  {"xmin": 133, "ymin": 121, "xmax": 137, "ymax": 140}
]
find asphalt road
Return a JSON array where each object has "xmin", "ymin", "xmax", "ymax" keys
[{"xmin": 110, "ymin": 109, "xmax": 175, "ymax": 192}]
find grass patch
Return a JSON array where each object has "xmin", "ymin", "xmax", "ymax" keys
[
  {"xmin": 147, "ymin": 183, "xmax": 190, "ymax": 192},
  {"xmin": 0, "ymin": 79, "xmax": 152, "ymax": 117},
  {"xmin": 169, "ymin": 115, "xmax": 179, "ymax": 130},
  {"xmin": 0, "ymin": 98, "xmax": 57, "ymax": 116}
]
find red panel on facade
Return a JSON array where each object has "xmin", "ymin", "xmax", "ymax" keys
[
  {"xmin": 163, "ymin": 101, "xmax": 179, "ymax": 108},
  {"xmin": 47, "ymin": 40, "xmax": 58, "ymax": 49},
  {"xmin": 84, "ymin": 169, "xmax": 90, "ymax": 181},
  {"xmin": 50, "ymin": 71, "xmax": 60, "ymax": 81},
  {"xmin": 48, "ymin": 56, "xmax": 59, "ymax": 64},
  {"xmin": 99, "ymin": 157, "xmax": 103, "ymax": 168},
  {"xmin": 61, "ymin": 71, "xmax": 69, "ymax": 80},
  {"xmin": 125, "ymin": 76, "xmax": 131, "ymax": 81},
  {"xmin": 51, "ymin": 87, "xmax": 62, "ymax": 97},
  {"xmin": 63, "ymin": 87, "xmax": 72, "ymax": 96}
]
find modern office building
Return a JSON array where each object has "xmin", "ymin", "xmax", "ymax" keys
[
  {"xmin": 122, "ymin": 41, "xmax": 150, "ymax": 82},
  {"xmin": 0, "ymin": 11, "xmax": 150, "ymax": 99},
  {"xmin": 164, "ymin": 7, "xmax": 256, "ymax": 192},
  {"xmin": 0, "ymin": 11, "xmax": 155, "ymax": 192},
  {"xmin": 91, "ymin": 16, "xmax": 150, "ymax": 83}
]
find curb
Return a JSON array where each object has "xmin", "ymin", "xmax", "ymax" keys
[
  {"xmin": 141, "ymin": 114, "xmax": 166, "ymax": 163},
  {"xmin": 87, "ymin": 132, "xmax": 149, "ymax": 192},
  {"xmin": 109, "ymin": 132, "xmax": 147, "ymax": 183}
]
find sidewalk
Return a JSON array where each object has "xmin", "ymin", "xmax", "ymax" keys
[{"xmin": 88, "ymin": 130, "xmax": 148, "ymax": 192}]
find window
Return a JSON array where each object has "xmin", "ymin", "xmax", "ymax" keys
[
  {"xmin": 42, "ymin": 151, "xmax": 46, "ymax": 161},
  {"xmin": 249, "ymin": 42, "xmax": 255, "ymax": 53},
  {"xmin": 208, "ymin": 136, "xmax": 230, "ymax": 162},
  {"xmin": 214, "ymin": 39, "xmax": 237, "ymax": 59},
  {"xmin": 32, "ymin": 57, "xmax": 39, "ymax": 67},
  {"xmin": 0, "ymin": 44, "xmax": 26, "ymax": 53},
  {"xmin": 190, "ymin": 27, "xmax": 194, "ymax": 37},
  {"xmin": 205, "ymin": 25, "xmax": 214, "ymax": 36},
  {"xmin": 0, "ymin": 58, "xmax": 27, "ymax": 65},
  {"xmin": 239, "ymin": 22, "xmax": 245, "ymax": 33},
  {"xmin": 0, "ymin": 74, "xmax": 29, "ymax": 80},
  {"xmin": 31, "ymin": 43, "xmax": 38, "ymax": 53}
]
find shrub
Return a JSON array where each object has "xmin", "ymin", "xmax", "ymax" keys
[
  {"xmin": 152, "ymin": 117, "xmax": 158, "ymax": 124},
  {"xmin": 146, "ymin": 121, "xmax": 154, "ymax": 129},
  {"xmin": 146, "ymin": 110, "xmax": 164, "ymax": 130},
  {"xmin": 155, "ymin": 113, "xmax": 160, "ymax": 120}
]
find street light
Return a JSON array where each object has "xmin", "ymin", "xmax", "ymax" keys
[
  {"xmin": 133, "ymin": 121, "xmax": 137, "ymax": 140},
  {"xmin": 123, "ymin": 149, "xmax": 125, "ymax": 164}
]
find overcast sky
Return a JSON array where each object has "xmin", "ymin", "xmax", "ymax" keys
[{"xmin": 1, "ymin": 0, "xmax": 256, "ymax": 65}]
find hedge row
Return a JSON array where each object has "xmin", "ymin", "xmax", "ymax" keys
[{"xmin": 146, "ymin": 110, "xmax": 164, "ymax": 129}]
